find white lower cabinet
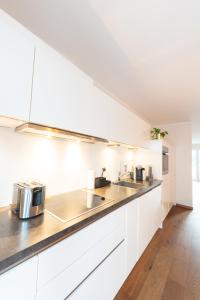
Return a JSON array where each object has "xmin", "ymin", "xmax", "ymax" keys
[
  {"xmin": 138, "ymin": 186, "xmax": 161, "ymax": 257},
  {"xmin": 36, "ymin": 226, "xmax": 125, "ymax": 300},
  {"xmin": 161, "ymin": 176, "xmax": 173, "ymax": 222},
  {"xmin": 125, "ymin": 199, "xmax": 139, "ymax": 276},
  {"xmin": 37, "ymin": 207, "xmax": 125, "ymax": 290},
  {"xmin": 0, "ymin": 186, "xmax": 162, "ymax": 300},
  {"xmin": 69, "ymin": 241, "xmax": 126, "ymax": 300},
  {"xmin": 36, "ymin": 207, "xmax": 126, "ymax": 300},
  {"xmin": 0, "ymin": 256, "xmax": 38, "ymax": 300}
]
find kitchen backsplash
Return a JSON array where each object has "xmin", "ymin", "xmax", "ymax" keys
[{"xmin": 0, "ymin": 127, "xmax": 159, "ymax": 206}]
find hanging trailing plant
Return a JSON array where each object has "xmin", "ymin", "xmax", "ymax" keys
[{"xmin": 150, "ymin": 128, "xmax": 168, "ymax": 140}]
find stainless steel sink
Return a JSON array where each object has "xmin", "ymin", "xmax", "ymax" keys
[{"xmin": 113, "ymin": 181, "xmax": 144, "ymax": 189}]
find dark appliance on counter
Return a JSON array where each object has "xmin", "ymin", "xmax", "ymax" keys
[
  {"xmin": 12, "ymin": 182, "xmax": 45, "ymax": 219},
  {"xmin": 95, "ymin": 167, "xmax": 111, "ymax": 188},
  {"xmin": 162, "ymin": 146, "xmax": 169, "ymax": 175},
  {"xmin": 135, "ymin": 166, "xmax": 145, "ymax": 181},
  {"xmin": 95, "ymin": 177, "xmax": 111, "ymax": 188}
]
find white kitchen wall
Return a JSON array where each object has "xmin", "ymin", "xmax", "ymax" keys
[
  {"xmin": 0, "ymin": 127, "xmax": 130, "ymax": 206},
  {"xmin": 135, "ymin": 140, "xmax": 163, "ymax": 180},
  {"xmin": 0, "ymin": 127, "xmax": 160, "ymax": 207}
]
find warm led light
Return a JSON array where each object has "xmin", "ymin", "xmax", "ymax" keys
[
  {"xmin": 16, "ymin": 123, "xmax": 109, "ymax": 144},
  {"xmin": 107, "ymin": 140, "xmax": 139, "ymax": 150},
  {"xmin": 16, "ymin": 123, "xmax": 143, "ymax": 150}
]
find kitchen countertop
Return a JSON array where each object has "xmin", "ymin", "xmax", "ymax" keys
[{"xmin": 0, "ymin": 180, "xmax": 161, "ymax": 275}]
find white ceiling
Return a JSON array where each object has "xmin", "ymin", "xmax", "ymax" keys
[{"xmin": 1, "ymin": 0, "xmax": 200, "ymax": 131}]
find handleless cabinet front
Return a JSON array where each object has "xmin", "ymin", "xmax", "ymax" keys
[
  {"xmin": 30, "ymin": 42, "xmax": 101, "ymax": 137},
  {"xmin": 0, "ymin": 11, "xmax": 35, "ymax": 121},
  {"xmin": 125, "ymin": 198, "xmax": 139, "ymax": 276},
  {"xmin": 36, "ymin": 207, "xmax": 126, "ymax": 300},
  {"xmin": 0, "ymin": 257, "xmax": 38, "ymax": 300},
  {"xmin": 138, "ymin": 186, "xmax": 162, "ymax": 257},
  {"xmin": 69, "ymin": 241, "xmax": 126, "ymax": 300}
]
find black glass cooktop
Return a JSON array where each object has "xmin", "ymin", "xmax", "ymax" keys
[{"xmin": 45, "ymin": 190, "xmax": 113, "ymax": 223}]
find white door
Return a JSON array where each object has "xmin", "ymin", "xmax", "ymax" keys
[{"xmin": 0, "ymin": 11, "xmax": 34, "ymax": 120}]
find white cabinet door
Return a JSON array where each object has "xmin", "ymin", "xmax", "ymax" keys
[
  {"xmin": 30, "ymin": 42, "xmax": 100, "ymax": 137},
  {"xmin": 161, "ymin": 177, "xmax": 172, "ymax": 221},
  {"xmin": 0, "ymin": 257, "xmax": 38, "ymax": 300},
  {"xmin": 125, "ymin": 199, "xmax": 139, "ymax": 276},
  {"xmin": 36, "ymin": 207, "xmax": 125, "ymax": 300},
  {"xmin": 37, "ymin": 207, "xmax": 125, "ymax": 290},
  {"xmin": 30, "ymin": 41, "xmax": 149, "ymax": 145},
  {"xmin": 0, "ymin": 11, "xmax": 34, "ymax": 120},
  {"xmin": 69, "ymin": 241, "xmax": 126, "ymax": 300},
  {"xmin": 138, "ymin": 186, "xmax": 161, "ymax": 257}
]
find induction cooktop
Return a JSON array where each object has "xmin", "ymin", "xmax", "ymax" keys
[{"xmin": 45, "ymin": 190, "xmax": 114, "ymax": 223}]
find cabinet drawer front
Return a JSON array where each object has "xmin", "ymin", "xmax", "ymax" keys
[
  {"xmin": 0, "ymin": 257, "xmax": 38, "ymax": 300},
  {"xmin": 69, "ymin": 241, "xmax": 126, "ymax": 300},
  {"xmin": 37, "ymin": 222, "xmax": 125, "ymax": 300},
  {"xmin": 37, "ymin": 207, "xmax": 125, "ymax": 289}
]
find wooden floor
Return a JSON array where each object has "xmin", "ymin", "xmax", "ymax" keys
[{"xmin": 115, "ymin": 196, "xmax": 200, "ymax": 299}]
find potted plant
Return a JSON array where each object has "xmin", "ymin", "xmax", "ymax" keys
[{"xmin": 150, "ymin": 128, "xmax": 168, "ymax": 140}]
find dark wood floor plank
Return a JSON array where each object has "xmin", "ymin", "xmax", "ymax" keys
[
  {"xmin": 162, "ymin": 279, "xmax": 195, "ymax": 300},
  {"xmin": 115, "ymin": 205, "xmax": 199, "ymax": 300},
  {"xmin": 136, "ymin": 245, "xmax": 174, "ymax": 300}
]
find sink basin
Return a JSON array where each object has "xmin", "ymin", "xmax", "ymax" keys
[{"xmin": 113, "ymin": 181, "xmax": 143, "ymax": 189}]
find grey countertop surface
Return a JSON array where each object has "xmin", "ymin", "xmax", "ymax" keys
[{"xmin": 0, "ymin": 180, "xmax": 161, "ymax": 275}]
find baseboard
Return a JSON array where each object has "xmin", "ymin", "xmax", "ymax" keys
[{"xmin": 176, "ymin": 203, "xmax": 193, "ymax": 210}]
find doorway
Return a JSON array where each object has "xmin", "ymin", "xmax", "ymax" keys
[{"xmin": 192, "ymin": 146, "xmax": 200, "ymax": 211}]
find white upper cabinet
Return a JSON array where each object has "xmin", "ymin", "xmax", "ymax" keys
[
  {"xmin": 30, "ymin": 42, "xmax": 98, "ymax": 137},
  {"xmin": 30, "ymin": 41, "xmax": 150, "ymax": 145},
  {"xmin": 0, "ymin": 10, "xmax": 149, "ymax": 144},
  {"xmin": 91, "ymin": 86, "xmax": 150, "ymax": 146},
  {"xmin": 0, "ymin": 10, "xmax": 35, "ymax": 121}
]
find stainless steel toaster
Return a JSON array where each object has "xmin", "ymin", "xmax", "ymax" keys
[{"xmin": 12, "ymin": 182, "xmax": 45, "ymax": 219}]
